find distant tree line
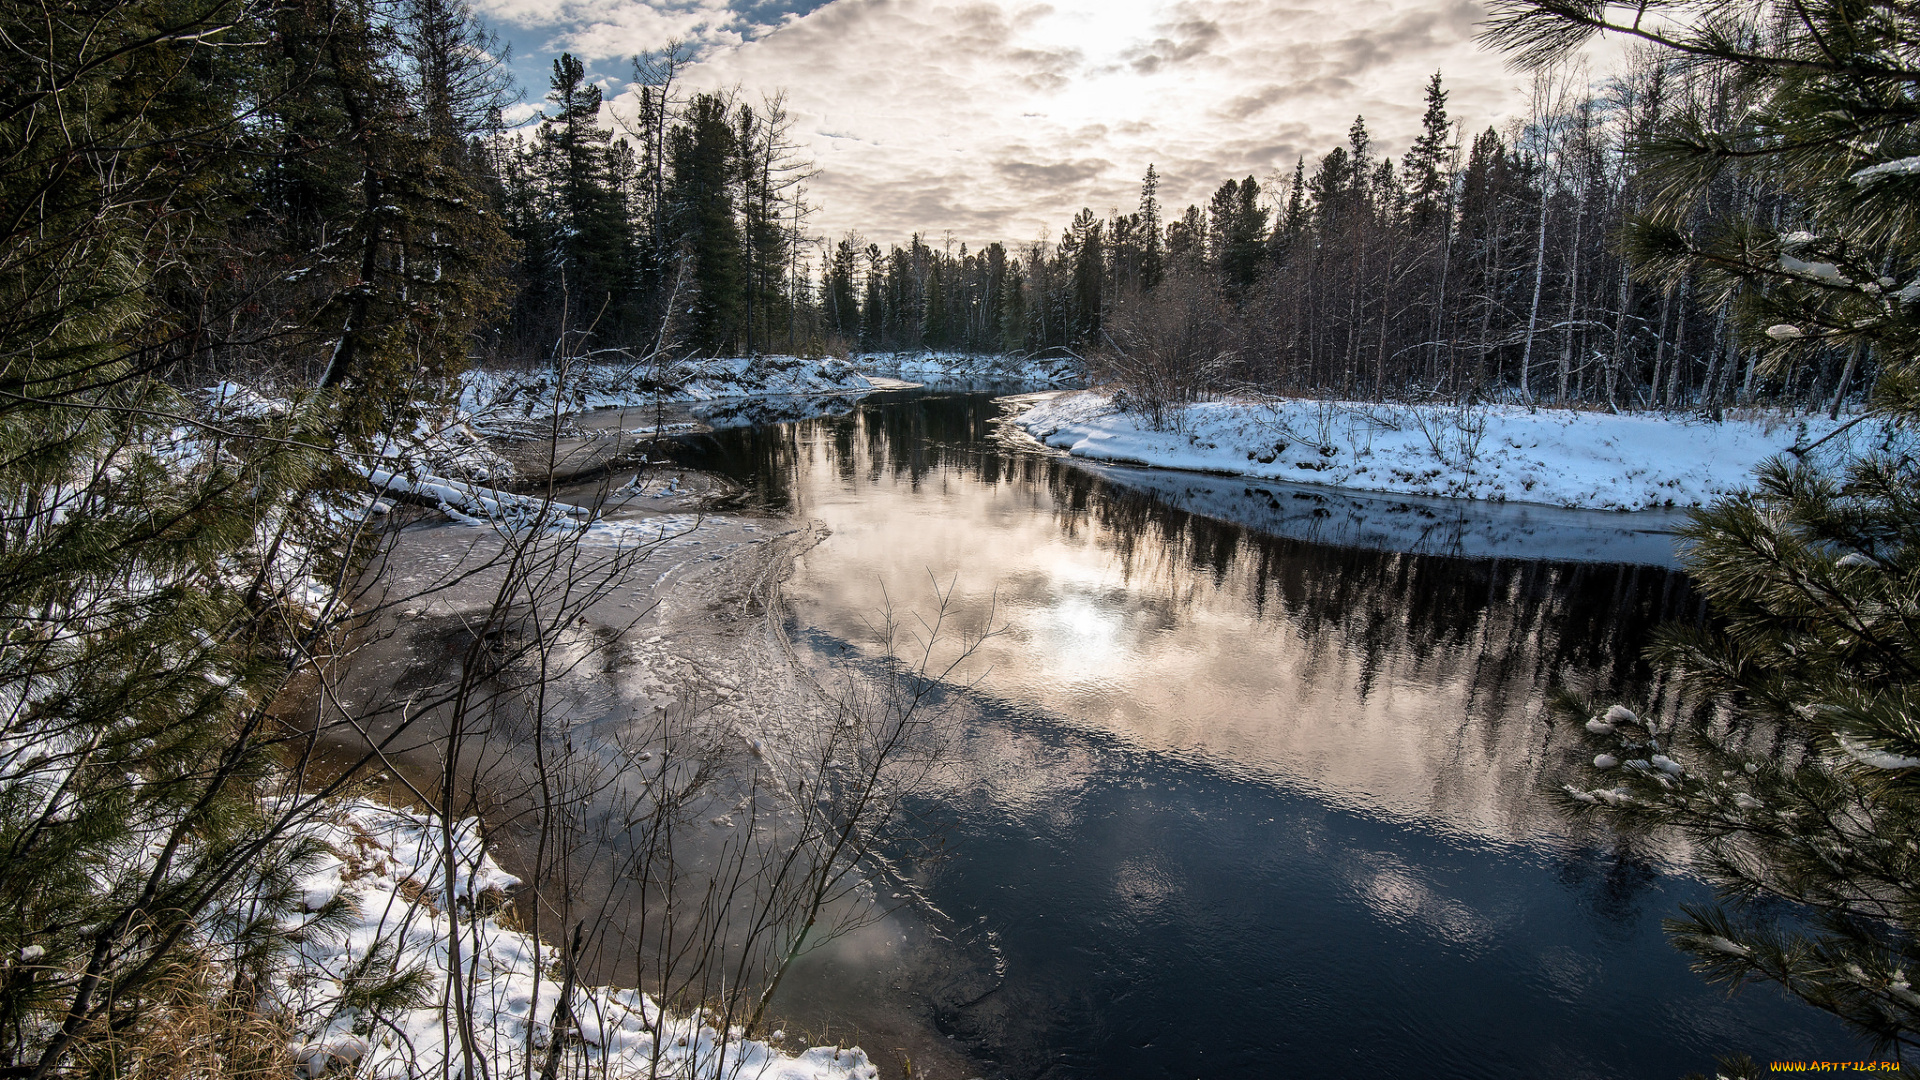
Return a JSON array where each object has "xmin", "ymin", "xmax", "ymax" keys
[
  {"xmin": 27, "ymin": 0, "xmax": 1891, "ymax": 412},
  {"xmin": 839, "ymin": 63, "xmax": 1880, "ymax": 415},
  {"xmin": 499, "ymin": 50, "xmax": 819, "ymax": 360}
]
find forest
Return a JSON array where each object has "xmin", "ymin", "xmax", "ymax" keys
[
  {"xmin": 489, "ymin": 53, "xmax": 1879, "ymax": 422},
  {"xmin": 105, "ymin": 0, "xmax": 1874, "ymax": 422},
  {"xmin": 504, "ymin": 50, "xmax": 1881, "ymax": 422},
  {"xmin": 820, "ymin": 62, "xmax": 1876, "ymax": 418},
  {"xmin": 6, "ymin": 0, "xmax": 1920, "ymax": 1076}
]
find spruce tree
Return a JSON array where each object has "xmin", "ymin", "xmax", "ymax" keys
[
  {"xmin": 537, "ymin": 54, "xmax": 632, "ymax": 341},
  {"xmin": 1140, "ymin": 164, "xmax": 1166, "ymax": 290},
  {"xmin": 1404, "ymin": 71, "xmax": 1454, "ymax": 233},
  {"xmin": 1484, "ymin": 0, "xmax": 1920, "ymax": 1065},
  {"xmin": 669, "ymin": 92, "xmax": 744, "ymax": 353}
]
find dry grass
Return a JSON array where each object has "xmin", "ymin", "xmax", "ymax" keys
[{"xmin": 65, "ymin": 952, "xmax": 296, "ymax": 1080}]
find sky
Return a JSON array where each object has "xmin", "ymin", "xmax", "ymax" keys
[{"xmin": 475, "ymin": 0, "xmax": 1553, "ymax": 248}]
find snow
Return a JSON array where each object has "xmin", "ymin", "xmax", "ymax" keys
[
  {"xmin": 1780, "ymin": 254, "xmax": 1848, "ymax": 283},
  {"xmin": 461, "ymin": 356, "xmax": 875, "ymax": 419},
  {"xmin": 1700, "ymin": 935, "xmax": 1752, "ymax": 958},
  {"xmin": 277, "ymin": 798, "xmax": 878, "ymax": 1080},
  {"xmin": 1011, "ymin": 391, "xmax": 1879, "ymax": 512},
  {"xmin": 1836, "ymin": 735, "xmax": 1920, "ymax": 771},
  {"xmin": 17, "ymin": 378, "xmax": 877, "ymax": 1080},
  {"xmin": 204, "ymin": 381, "xmax": 291, "ymax": 418},
  {"xmin": 853, "ymin": 351, "xmax": 1082, "ymax": 388},
  {"xmin": 1851, "ymin": 155, "xmax": 1920, "ymax": 184},
  {"xmin": 360, "ymin": 466, "xmax": 590, "ymax": 524}
]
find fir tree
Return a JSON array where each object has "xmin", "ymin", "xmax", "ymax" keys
[
  {"xmin": 1140, "ymin": 164, "xmax": 1166, "ymax": 290},
  {"xmin": 1404, "ymin": 71, "xmax": 1454, "ymax": 233},
  {"xmin": 669, "ymin": 92, "xmax": 744, "ymax": 353},
  {"xmin": 1485, "ymin": 0, "xmax": 1920, "ymax": 1064}
]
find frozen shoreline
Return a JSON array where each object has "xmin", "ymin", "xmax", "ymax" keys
[
  {"xmin": 852, "ymin": 349, "xmax": 1082, "ymax": 388},
  {"xmin": 460, "ymin": 355, "xmax": 877, "ymax": 417},
  {"xmin": 1011, "ymin": 390, "xmax": 1883, "ymax": 512},
  {"xmin": 276, "ymin": 798, "xmax": 878, "ymax": 1080}
]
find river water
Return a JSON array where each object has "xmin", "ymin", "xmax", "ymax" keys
[{"xmin": 652, "ymin": 387, "xmax": 1857, "ymax": 1079}]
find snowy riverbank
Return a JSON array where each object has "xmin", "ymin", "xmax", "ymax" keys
[
  {"xmin": 278, "ymin": 798, "xmax": 877, "ymax": 1080},
  {"xmin": 1012, "ymin": 391, "xmax": 1885, "ymax": 511},
  {"xmin": 853, "ymin": 350, "xmax": 1082, "ymax": 388},
  {"xmin": 458, "ymin": 352, "xmax": 1082, "ymax": 425},
  {"xmin": 461, "ymin": 355, "xmax": 875, "ymax": 418}
]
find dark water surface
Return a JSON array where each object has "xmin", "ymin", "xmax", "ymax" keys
[{"xmin": 670, "ymin": 389, "xmax": 1860, "ymax": 1079}]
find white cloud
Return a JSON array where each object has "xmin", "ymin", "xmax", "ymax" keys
[
  {"xmin": 514, "ymin": 0, "xmax": 1572, "ymax": 245},
  {"xmin": 500, "ymin": 101, "xmax": 543, "ymax": 125},
  {"xmin": 472, "ymin": 0, "xmax": 746, "ymax": 60}
]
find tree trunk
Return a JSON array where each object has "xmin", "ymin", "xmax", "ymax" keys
[
  {"xmin": 1607, "ymin": 260, "xmax": 1631, "ymax": 410},
  {"xmin": 1520, "ymin": 179, "xmax": 1549, "ymax": 404},
  {"xmin": 1829, "ymin": 338, "xmax": 1866, "ymax": 419}
]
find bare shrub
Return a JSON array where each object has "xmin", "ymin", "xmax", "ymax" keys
[{"xmin": 1093, "ymin": 278, "xmax": 1236, "ymax": 431}]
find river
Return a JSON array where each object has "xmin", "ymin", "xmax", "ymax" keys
[{"xmin": 649, "ymin": 386, "xmax": 1859, "ymax": 1079}]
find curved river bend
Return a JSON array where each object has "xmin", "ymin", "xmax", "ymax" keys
[{"xmin": 659, "ymin": 388, "xmax": 1856, "ymax": 1079}]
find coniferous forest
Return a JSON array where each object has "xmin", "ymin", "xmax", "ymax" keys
[
  {"xmin": 6, "ymin": 0, "xmax": 1920, "ymax": 1077},
  {"xmin": 37, "ymin": 0, "xmax": 1872, "ymax": 421},
  {"xmin": 45, "ymin": 0, "xmax": 1871, "ymax": 421}
]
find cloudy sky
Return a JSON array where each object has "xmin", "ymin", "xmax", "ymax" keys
[{"xmin": 477, "ymin": 0, "xmax": 1551, "ymax": 247}]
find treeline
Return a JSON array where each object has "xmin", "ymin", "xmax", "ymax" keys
[
  {"xmin": 841, "ymin": 65, "xmax": 1875, "ymax": 414},
  {"xmin": 498, "ymin": 52, "xmax": 818, "ymax": 359},
  {"xmin": 126, "ymin": 10, "xmax": 826, "ymax": 393},
  {"xmin": 80, "ymin": 0, "xmax": 1882, "ymax": 420}
]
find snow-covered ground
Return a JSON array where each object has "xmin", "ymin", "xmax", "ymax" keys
[
  {"xmin": 1012, "ymin": 391, "xmax": 1887, "ymax": 511},
  {"xmin": 280, "ymin": 798, "xmax": 877, "ymax": 1080},
  {"xmin": 853, "ymin": 351, "xmax": 1081, "ymax": 388},
  {"xmin": 461, "ymin": 356, "xmax": 874, "ymax": 419},
  {"xmin": 1083, "ymin": 463, "xmax": 1695, "ymax": 566}
]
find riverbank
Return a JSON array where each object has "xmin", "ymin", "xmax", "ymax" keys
[
  {"xmin": 460, "ymin": 355, "xmax": 876, "ymax": 419},
  {"xmin": 291, "ymin": 407, "xmax": 983, "ymax": 1080},
  {"xmin": 279, "ymin": 796, "xmax": 879, "ymax": 1080},
  {"xmin": 192, "ymin": 361, "xmax": 927, "ymax": 1078},
  {"xmin": 852, "ymin": 350, "xmax": 1082, "ymax": 387},
  {"xmin": 1011, "ymin": 390, "xmax": 1884, "ymax": 511},
  {"xmin": 459, "ymin": 352, "xmax": 1079, "ymax": 432}
]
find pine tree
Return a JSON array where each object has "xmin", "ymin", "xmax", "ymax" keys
[
  {"xmin": 1404, "ymin": 71, "xmax": 1454, "ymax": 233},
  {"xmin": 537, "ymin": 54, "xmax": 631, "ymax": 341},
  {"xmin": 669, "ymin": 92, "xmax": 744, "ymax": 353},
  {"xmin": 1064, "ymin": 209, "xmax": 1105, "ymax": 344},
  {"xmin": 1485, "ymin": 0, "xmax": 1920, "ymax": 1064},
  {"xmin": 1209, "ymin": 176, "xmax": 1269, "ymax": 300},
  {"xmin": 1271, "ymin": 158, "xmax": 1309, "ymax": 262},
  {"xmin": 1140, "ymin": 164, "xmax": 1166, "ymax": 290},
  {"xmin": 862, "ymin": 243, "xmax": 885, "ymax": 350},
  {"xmin": 0, "ymin": 0, "xmax": 408, "ymax": 1071},
  {"xmin": 827, "ymin": 236, "xmax": 862, "ymax": 341},
  {"xmin": 1167, "ymin": 204, "xmax": 1207, "ymax": 276}
]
